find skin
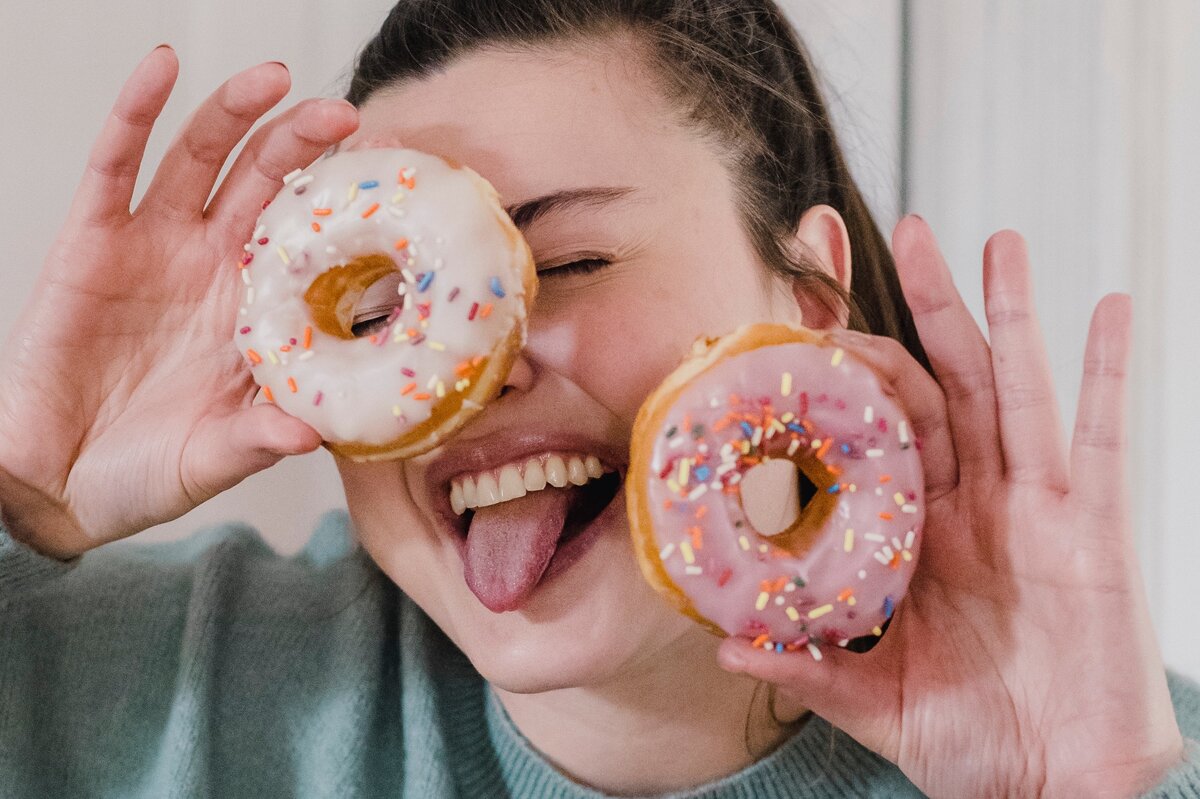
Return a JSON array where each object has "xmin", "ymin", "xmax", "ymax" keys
[{"xmin": 0, "ymin": 37, "xmax": 1184, "ymax": 798}]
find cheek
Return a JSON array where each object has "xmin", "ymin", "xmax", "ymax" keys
[{"xmin": 528, "ymin": 245, "xmax": 776, "ymax": 423}]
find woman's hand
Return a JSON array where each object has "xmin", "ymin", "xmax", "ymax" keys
[
  {"xmin": 718, "ymin": 216, "xmax": 1184, "ymax": 798},
  {"xmin": 0, "ymin": 45, "xmax": 359, "ymax": 558}
]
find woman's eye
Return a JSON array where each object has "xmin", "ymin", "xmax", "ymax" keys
[
  {"xmin": 350, "ymin": 315, "xmax": 391, "ymax": 337},
  {"xmin": 538, "ymin": 258, "xmax": 612, "ymax": 278}
]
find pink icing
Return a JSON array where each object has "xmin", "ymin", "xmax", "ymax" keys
[{"xmin": 643, "ymin": 341, "xmax": 924, "ymax": 650}]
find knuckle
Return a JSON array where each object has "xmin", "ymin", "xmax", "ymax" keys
[
  {"xmin": 994, "ymin": 383, "xmax": 1053, "ymax": 414},
  {"xmin": 1072, "ymin": 422, "xmax": 1123, "ymax": 453}
]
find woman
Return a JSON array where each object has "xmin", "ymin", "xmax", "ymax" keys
[{"xmin": 1, "ymin": 1, "xmax": 1197, "ymax": 796}]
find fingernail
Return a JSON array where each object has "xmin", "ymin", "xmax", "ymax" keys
[
  {"xmin": 153, "ymin": 43, "xmax": 173, "ymax": 51},
  {"xmin": 267, "ymin": 60, "xmax": 289, "ymax": 73},
  {"xmin": 906, "ymin": 213, "xmax": 925, "ymax": 223}
]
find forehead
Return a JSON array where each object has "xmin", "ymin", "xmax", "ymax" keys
[{"xmin": 348, "ymin": 44, "xmax": 707, "ymax": 204}]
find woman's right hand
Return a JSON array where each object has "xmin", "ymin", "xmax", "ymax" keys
[{"xmin": 0, "ymin": 45, "xmax": 359, "ymax": 559}]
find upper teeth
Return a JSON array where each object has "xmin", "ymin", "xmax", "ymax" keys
[{"xmin": 450, "ymin": 454, "xmax": 607, "ymax": 514}]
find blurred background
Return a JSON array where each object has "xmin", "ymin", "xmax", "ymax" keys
[{"xmin": 1, "ymin": 1, "xmax": 1196, "ymax": 679}]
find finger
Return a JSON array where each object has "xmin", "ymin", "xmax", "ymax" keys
[
  {"xmin": 139, "ymin": 62, "xmax": 292, "ymax": 220},
  {"xmin": 982, "ymin": 231, "xmax": 1068, "ymax": 490},
  {"xmin": 827, "ymin": 329, "xmax": 959, "ymax": 500},
  {"xmin": 204, "ymin": 98, "xmax": 359, "ymax": 243},
  {"xmin": 1069, "ymin": 293, "xmax": 1132, "ymax": 521},
  {"xmin": 892, "ymin": 216, "xmax": 1004, "ymax": 478},
  {"xmin": 181, "ymin": 403, "xmax": 323, "ymax": 505},
  {"xmin": 717, "ymin": 636, "xmax": 897, "ymax": 755},
  {"xmin": 69, "ymin": 45, "xmax": 179, "ymax": 225}
]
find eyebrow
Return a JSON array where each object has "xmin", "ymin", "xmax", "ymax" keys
[{"xmin": 504, "ymin": 186, "xmax": 637, "ymax": 231}]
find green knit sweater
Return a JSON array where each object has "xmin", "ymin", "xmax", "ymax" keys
[{"xmin": 2, "ymin": 509, "xmax": 1198, "ymax": 798}]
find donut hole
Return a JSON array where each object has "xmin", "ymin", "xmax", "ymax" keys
[
  {"xmin": 739, "ymin": 456, "xmax": 838, "ymax": 555},
  {"xmin": 303, "ymin": 253, "xmax": 403, "ymax": 339}
]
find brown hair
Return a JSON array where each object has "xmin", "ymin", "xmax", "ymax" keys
[{"xmin": 344, "ymin": 0, "xmax": 929, "ymax": 367}]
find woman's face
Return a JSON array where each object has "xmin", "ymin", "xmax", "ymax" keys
[{"xmin": 336, "ymin": 41, "xmax": 823, "ymax": 692}]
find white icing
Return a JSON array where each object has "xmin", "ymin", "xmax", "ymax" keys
[{"xmin": 233, "ymin": 148, "xmax": 528, "ymax": 448}]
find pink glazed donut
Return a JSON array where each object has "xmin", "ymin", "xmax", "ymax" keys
[{"xmin": 627, "ymin": 324, "xmax": 924, "ymax": 658}]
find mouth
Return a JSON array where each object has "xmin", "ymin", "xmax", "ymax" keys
[{"xmin": 429, "ymin": 444, "xmax": 626, "ymax": 612}]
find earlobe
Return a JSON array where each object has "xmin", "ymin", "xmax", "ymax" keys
[{"xmin": 789, "ymin": 204, "xmax": 853, "ymax": 329}]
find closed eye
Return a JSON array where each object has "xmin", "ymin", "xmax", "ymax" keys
[{"xmin": 537, "ymin": 258, "xmax": 612, "ymax": 279}]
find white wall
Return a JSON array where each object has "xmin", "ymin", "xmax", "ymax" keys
[{"xmin": 1, "ymin": 1, "xmax": 1195, "ymax": 679}]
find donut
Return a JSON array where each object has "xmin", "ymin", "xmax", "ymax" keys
[
  {"xmin": 232, "ymin": 147, "xmax": 536, "ymax": 461},
  {"xmin": 627, "ymin": 324, "xmax": 924, "ymax": 657}
]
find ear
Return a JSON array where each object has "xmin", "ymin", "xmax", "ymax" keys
[{"xmin": 789, "ymin": 204, "xmax": 852, "ymax": 329}]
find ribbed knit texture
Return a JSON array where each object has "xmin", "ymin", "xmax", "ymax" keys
[{"xmin": 1, "ymin": 510, "xmax": 1198, "ymax": 798}]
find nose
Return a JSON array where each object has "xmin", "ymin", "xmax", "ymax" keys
[{"xmin": 498, "ymin": 352, "xmax": 535, "ymax": 398}]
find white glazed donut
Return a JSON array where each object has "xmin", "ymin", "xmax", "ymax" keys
[{"xmin": 232, "ymin": 147, "xmax": 536, "ymax": 460}]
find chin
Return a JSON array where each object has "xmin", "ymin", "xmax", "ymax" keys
[{"xmin": 430, "ymin": 515, "xmax": 695, "ymax": 693}]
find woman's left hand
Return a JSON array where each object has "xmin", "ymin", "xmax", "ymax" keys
[{"xmin": 718, "ymin": 216, "xmax": 1184, "ymax": 798}]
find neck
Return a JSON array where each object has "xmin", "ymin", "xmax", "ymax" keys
[{"xmin": 490, "ymin": 629, "xmax": 810, "ymax": 796}]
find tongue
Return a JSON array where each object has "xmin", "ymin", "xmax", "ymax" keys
[{"xmin": 463, "ymin": 487, "xmax": 573, "ymax": 612}]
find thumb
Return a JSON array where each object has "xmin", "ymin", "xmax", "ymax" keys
[
  {"xmin": 717, "ymin": 635, "xmax": 899, "ymax": 754},
  {"xmin": 183, "ymin": 402, "xmax": 323, "ymax": 502}
]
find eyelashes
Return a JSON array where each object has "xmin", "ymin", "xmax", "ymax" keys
[
  {"xmin": 351, "ymin": 258, "xmax": 612, "ymax": 336},
  {"xmin": 536, "ymin": 257, "xmax": 612, "ymax": 279}
]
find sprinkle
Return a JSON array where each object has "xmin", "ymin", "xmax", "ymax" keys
[
  {"xmin": 786, "ymin": 438, "xmax": 801, "ymax": 456},
  {"xmin": 287, "ymin": 377, "xmax": 297, "ymax": 393},
  {"xmin": 780, "ymin": 372, "xmax": 793, "ymax": 396},
  {"xmin": 298, "ymin": 351, "xmax": 314, "ymax": 361},
  {"xmin": 899, "ymin": 420, "xmax": 911, "ymax": 446},
  {"xmin": 479, "ymin": 303, "xmax": 493, "ymax": 318},
  {"xmin": 808, "ymin": 604, "xmax": 833, "ymax": 619},
  {"xmin": 879, "ymin": 512, "xmax": 894, "ymax": 520},
  {"xmin": 468, "ymin": 302, "xmax": 479, "ymax": 320},
  {"xmin": 489, "ymin": 276, "xmax": 506, "ymax": 298},
  {"xmin": 843, "ymin": 528, "xmax": 855, "ymax": 552},
  {"xmin": 392, "ymin": 191, "xmax": 406, "ymax": 203},
  {"xmin": 359, "ymin": 180, "xmax": 379, "ymax": 190},
  {"xmin": 292, "ymin": 175, "xmax": 314, "ymax": 189},
  {"xmin": 266, "ymin": 350, "xmax": 279, "ymax": 365},
  {"xmin": 417, "ymin": 271, "xmax": 434, "ymax": 292},
  {"xmin": 865, "ymin": 533, "xmax": 886, "ymax": 543},
  {"xmin": 395, "ymin": 237, "xmax": 409, "ymax": 250},
  {"xmin": 413, "ymin": 392, "xmax": 431, "ymax": 401},
  {"xmin": 807, "ymin": 643, "xmax": 823, "ymax": 662},
  {"xmin": 311, "ymin": 222, "xmax": 321, "ymax": 233},
  {"xmin": 755, "ymin": 592, "xmax": 770, "ymax": 611},
  {"xmin": 245, "ymin": 349, "xmax": 262, "ymax": 364},
  {"xmin": 837, "ymin": 587, "xmax": 854, "ymax": 602},
  {"xmin": 864, "ymin": 405, "xmax": 874, "ymax": 423},
  {"xmin": 245, "ymin": 287, "xmax": 255, "ymax": 305},
  {"xmin": 659, "ymin": 543, "xmax": 676, "ymax": 561},
  {"xmin": 347, "ymin": 182, "xmax": 359, "ymax": 202},
  {"xmin": 752, "ymin": 633, "xmax": 770, "ymax": 648},
  {"xmin": 313, "ymin": 208, "xmax": 332, "ymax": 216},
  {"xmin": 392, "ymin": 405, "xmax": 403, "ymax": 417},
  {"xmin": 902, "ymin": 503, "xmax": 917, "ymax": 514},
  {"xmin": 362, "ymin": 202, "xmax": 380, "ymax": 219},
  {"xmin": 738, "ymin": 536, "xmax": 750, "ymax": 551},
  {"xmin": 257, "ymin": 237, "xmax": 269, "ymax": 245},
  {"xmin": 303, "ymin": 326, "xmax": 312, "ymax": 349},
  {"xmin": 239, "ymin": 326, "xmax": 251, "ymax": 335},
  {"xmin": 678, "ymin": 458, "xmax": 691, "ymax": 486},
  {"xmin": 401, "ymin": 382, "xmax": 416, "ymax": 395},
  {"xmin": 427, "ymin": 341, "xmax": 446, "ymax": 351},
  {"xmin": 276, "ymin": 246, "xmax": 291, "ymax": 265},
  {"xmin": 785, "ymin": 607, "xmax": 800, "ymax": 622},
  {"xmin": 282, "ymin": 168, "xmax": 303, "ymax": 185},
  {"xmin": 679, "ymin": 541, "xmax": 695, "ymax": 564},
  {"xmin": 313, "ymin": 391, "xmax": 323, "ymax": 406},
  {"xmin": 872, "ymin": 626, "xmax": 883, "ymax": 636},
  {"xmin": 447, "ymin": 287, "xmax": 460, "ymax": 302},
  {"xmin": 435, "ymin": 381, "xmax": 446, "ymax": 398},
  {"xmin": 830, "ymin": 348, "xmax": 845, "ymax": 367},
  {"xmin": 905, "ymin": 530, "xmax": 915, "ymax": 549},
  {"xmin": 239, "ymin": 252, "xmax": 253, "ymax": 267},
  {"xmin": 894, "ymin": 492, "xmax": 906, "ymax": 505},
  {"xmin": 866, "ymin": 449, "xmax": 884, "ymax": 458},
  {"xmin": 262, "ymin": 386, "xmax": 274, "ymax": 402},
  {"xmin": 684, "ymin": 566, "xmax": 703, "ymax": 575},
  {"xmin": 884, "ymin": 596, "xmax": 895, "ymax": 618}
]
